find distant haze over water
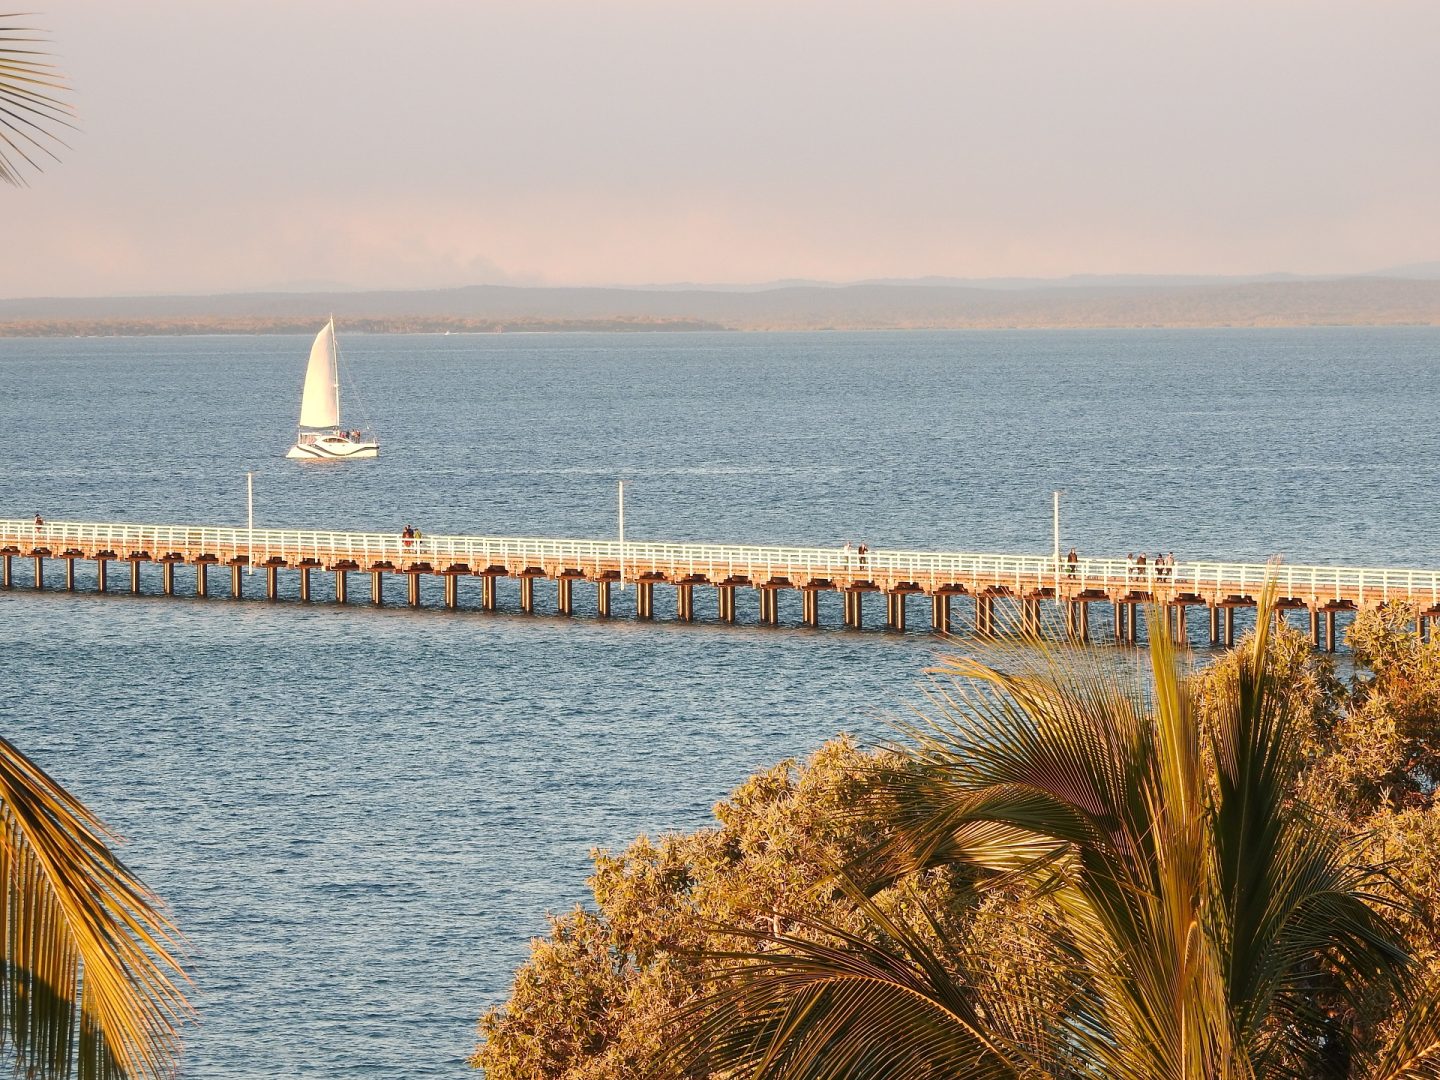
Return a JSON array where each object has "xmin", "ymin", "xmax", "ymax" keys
[{"xmin": 1, "ymin": 327, "xmax": 1437, "ymax": 1075}]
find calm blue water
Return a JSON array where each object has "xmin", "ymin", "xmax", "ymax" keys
[{"xmin": 0, "ymin": 328, "xmax": 1437, "ymax": 1076}]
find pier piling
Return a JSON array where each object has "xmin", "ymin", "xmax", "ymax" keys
[
  {"xmin": 931, "ymin": 593, "xmax": 950, "ymax": 634},
  {"xmin": 97, "ymin": 557, "xmax": 108, "ymax": 593},
  {"xmin": 596, "ymin": 579, "xmax": 610, "ymax": 617}
]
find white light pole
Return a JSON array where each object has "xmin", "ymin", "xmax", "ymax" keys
[
  {"xmin": 247, "ymin": 471, "xmax": 255, "ymax": 574},
  {"xmin": 617, "ymin": 479, "xmax": 626, "ymax": 591},
  {"xmin": 1052, "ymin": 490, "xmax": 1062, "ymax": 599}
]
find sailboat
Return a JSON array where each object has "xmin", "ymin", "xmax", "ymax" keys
[{"xmin": 285, "ymin": 319, "xmax": 379, "ymax": 460}]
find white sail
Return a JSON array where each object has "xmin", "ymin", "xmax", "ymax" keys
[{"xmin": 298, "ymin": 319, "xmax": 340, "ymax": 429}]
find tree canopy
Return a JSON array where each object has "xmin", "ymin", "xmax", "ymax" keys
[{"xmin": 475, "ymin": 602, "xmax": 1440, "ymax": 1080}]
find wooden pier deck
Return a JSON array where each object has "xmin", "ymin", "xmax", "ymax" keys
[{"xmin": 5, "ymin": 517, "xmax": 1439, "ymax": 651}]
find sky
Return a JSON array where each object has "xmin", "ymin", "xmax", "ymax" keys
[{"xmin": 3, "ymin": 1, "xmax": 1438, "ymax": 298}]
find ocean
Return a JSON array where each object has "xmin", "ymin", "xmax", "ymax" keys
[{"xmin": 1, "ymin": 327, "xmax": 1436, "ymax": 1075}]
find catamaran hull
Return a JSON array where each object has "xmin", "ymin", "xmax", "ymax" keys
[{"xmin": 287, "ymin": 439, "xmax": 379, "ymax": 460}]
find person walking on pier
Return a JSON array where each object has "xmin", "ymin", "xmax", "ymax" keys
[
  {"xmin": 1066, "ymin": 547, "xmax": 1077, "ymax": 576},
  {"xmin": 842, "ymin": 540, "xmax": 854, "ymax": 568},
  {"xmin": 857, "ymin": 542, "xmax": 869, "ymax": 568},
  {"xmin": 402, "ymin": 524, "xmax": 414, "ymax": 549}
]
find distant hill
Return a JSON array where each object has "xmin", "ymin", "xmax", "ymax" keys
[{"xmin": 4, "ymin": 277, "xmax": 1440, "ymax": 335}]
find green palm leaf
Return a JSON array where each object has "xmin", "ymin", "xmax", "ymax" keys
[{"xmin": 0, "ymin": 735, "xmax": 191, "ymax": 1079}]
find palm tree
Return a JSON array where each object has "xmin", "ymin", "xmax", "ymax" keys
[
  {"xmin": 687, "ymin": 593, "xmax": 1440, "ymax": 1079},
  {"xmin": 0, "ymin": 14, "xmax": 73, "ymax": 185},
  {"xmin": 2, "ymin": 16, "xmax": 191, "ymax": 1078}
]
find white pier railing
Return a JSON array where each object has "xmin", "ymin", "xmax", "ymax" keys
[{"xmin": 2, "ymin": 518, "xmax": 1438, "ymax": 606}]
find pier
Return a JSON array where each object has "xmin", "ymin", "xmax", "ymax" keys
[{"xmin": 5, "ymin": 517, "xmax": 1439, "ymax": 651}]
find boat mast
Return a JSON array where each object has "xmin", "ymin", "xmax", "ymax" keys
[{"xmin": 329, "ymin": 315, "xmax": 341, "ymax": 429}]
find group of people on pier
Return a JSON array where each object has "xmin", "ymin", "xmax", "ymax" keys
[
  {"xmin": 1127, "ymin": 551, "xmax": 1177, "ymax": 581},
  {"xmin": 840, "ymin": 541, "xmax": 870, "ymax": 568}
]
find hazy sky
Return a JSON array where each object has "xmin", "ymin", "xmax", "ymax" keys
[{"xmin": 4, "ymin": 1, "xmax": 1438, "ymax": 297}]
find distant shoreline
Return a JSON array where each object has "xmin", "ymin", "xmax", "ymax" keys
[{"xmin": 4, "ymin": 277, "xmax": 1440, "ymax": 337}]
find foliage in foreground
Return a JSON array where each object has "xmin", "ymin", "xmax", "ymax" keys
[
  {"xmin": 0, "ymin": 13, "xmax": 72, "ymax": 186},
  {"xmin": 0, "ymin": 736, "xmax": 191, "ymax": 1079},
  {"xmin": 475, "ymin": 601, "xmax": 1440, "ymax": 1079}
]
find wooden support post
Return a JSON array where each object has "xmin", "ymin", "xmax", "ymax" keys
[
  {"xmin": 519, "ymin": 576, "xmax": 535, "ymax": 613},
  {"xmin": 1310, "ymin": 607, "xmax": 1321, "ymax": 648},
  {"xmin": 1114, "ymin": 600, "xmax": 1125, "ymax": 641},
  {"xmin": 407, "ymin": 572, "xmax": 421, "ymax": 607},
  {"xmin": 96, "ymin": 557, "xmax": 108, "ymax": 593},
  {"xmin": 802, "ymin": 588, "xmax": 820, "ymax": 628},
  {"xmin": 32, "ymin": 554, "xmax": 44, "ymax": 590},
  {"xmin": 1419, "ymin": 614, "xmax": 1427, "ymax": 644},
  {"xmin": 483, "ymin": 575, "xmax": 498, "ymax": 611},
  {"xmin": 636, "ymin": 580, "xmax": 654, "ymax": 619},
  {"xmin": 266, "ymin": 565, "xmax": 279, "ymax": 600},
  {"xmin": 675, "ymin": 583, "xmax": 693, "ymax": 622},
  {"xmin": 1, "ymin": 554, "xmax": 10, "ymax": 589},
  {"xmin": 130, "ymin": 559, "xmax": 142, "ymax": 594},
  {"xmin": 1021, "ymin": 598, "xmax": 1041, "ymax": 638},
  {"xmin": 975, "ymin": 596, "xmax": 993, "ymax": 637},
  {"xmin": 371, "ymin": 571, "xmax": 384, "ymax": 606},
  {"xmin": 557, "ymin": 577, "xmax": 574, "ymax": 615},
  {"xmin": 1175, "ymin": 604, "xmax": 1187, "ymax": 644},
  {"xmin": 231, "ymin": 564, "xmax": 243, "ymax": 599},
  {"xmin": 596, "ymin": 580, "xmax": 611, "ymax": 618},
  {"xmin": 65, "ymin": 557, "xmax": 76, "ymax": 591},
  {"xmin": 931, "ymin": 593, "xmax": 950, "ymax": 633},
  {"xmin": 298, "ymin": 565, "xmax": 311, "ymax": 602},
  {"xmin": 844, "ymin": 589, "xmax": 864, "ymax": 629},
  {"xmin": 162, "ymin": 560, "xmax": 175, "ymax": 596},
  {"xmin": 336, "ymin": 569, "xmax": 349, "ymax": 604},
  {"xmin": 1080, "ymin": 600, "xmax": 1090, "ymax": 642},
  {"xmin": 718, "ymin": 585, "xmax": 736, "ymax": 623},
  {"xmin": 1209, "ymin": 605, "xmax": 1221, "ymax": 647},
  {"xmin": 1225, "ymin": 606, "xmax": 1235, "ymax": 648},
  {"xmin": 1127, "ymin": 602, "xmax": 1138, "ymax": 644},
  {"xmin": 196, "ymin": 562, "xmax": 209, "ymax": 598},
  {"xmin": 1325, "ymin": 609, "xmax": 1337, "ymax": 653},
  {"xmin": 443, "ymin": 574, "xmax": 456, "ymax": 610},
  {"xmin": 885, "ymin": 591, "xmax": 906, "ymax": 631}
]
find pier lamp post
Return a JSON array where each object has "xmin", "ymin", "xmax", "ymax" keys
[
  {"xmin": 247, "ymin": 472, "xmax": 255, "ymax": 574},
  {"xmin": 1053, "ymin": 490, "xmax": 1062, "ymax": 602},
  {"xmin": 618, "ymin": 479, "xmax": 626, "ymax": 591}
]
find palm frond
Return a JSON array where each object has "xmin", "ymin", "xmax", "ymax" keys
[
  {"xmin": 682, "ymin": 877, "xmax": 1035, "ymax": 1080},
  {"xmin": 0, "ymin": 736, "xmax": 191, "ymax": 1079},
  {"xmin": 0, "ymin": 14, "xmax": 75, "ymax": 186}
]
